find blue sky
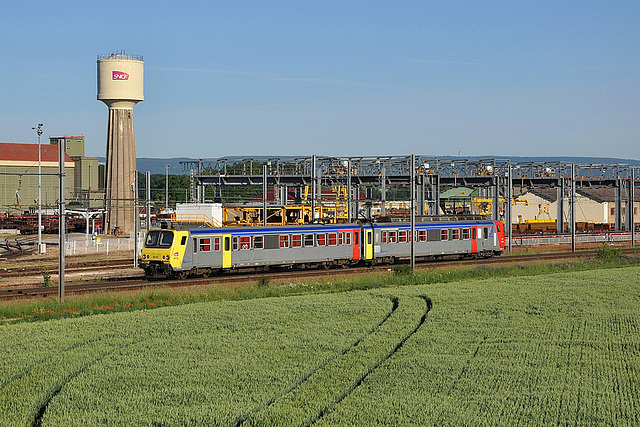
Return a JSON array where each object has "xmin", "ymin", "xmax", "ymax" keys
[{"xmin": 1, "ymin": 1, "xmax": 638, "ymax": 160}]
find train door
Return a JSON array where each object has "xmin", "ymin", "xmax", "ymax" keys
[
  {"xmin": 191, "ymin": 237, "xmax": 199, "ymax": 267},
  {"xmin": 365, "ymin": 227, "xmax": 374, "ymax": 260},
  {"xmin": 353, "ymin": 230, "xmax": 361, "ymax": 261},
  {"xmin": 492, "ymin": 225, "xmax": 497, "ymax": 247},
  {"xmin": 352, "ymin": 229, "xmax": 361, "ymax": 260},
  {"xmin": 471, "ymin": 226, "xmax": 478, "ymax": 253},
  {"xmin": 222, "ymin": 234, "xmax": 232, "ymax": 268}
]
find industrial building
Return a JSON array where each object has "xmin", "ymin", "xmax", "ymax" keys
[
  {"xmin": 0, "ymin": 142, "xmax": 74, "ymax": 213},
  {"xmin": 49, "ymin": 136, "xmax": 103, "ymax": 209},
  {"xmin": 0, "ymin": 137, "xmax": 102, "ymax": 214},
  {"xmin": 512, "ymin": 187, "xmax": 640, "ymax": 232}
]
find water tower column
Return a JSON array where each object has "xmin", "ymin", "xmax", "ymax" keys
[
  {"xmin": 105, "ymin": 107, "xmax": 137, "ymax": 235},
  {"xmin": 97, "ymin": 52, "xmax": 144, "ymax": 236}
]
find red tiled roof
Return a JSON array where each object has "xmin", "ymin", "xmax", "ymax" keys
[{"xmin": 0, "ymin": 142, "xmax": 74, "ymax": 163}]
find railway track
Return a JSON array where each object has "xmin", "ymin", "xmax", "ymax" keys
[
  {"xmin": 2, "ymin": 247, "xmax": 631, "ymax": 301},
  {"xmin": 0, "ymin": 258, "xmax": 133, "ymax": 279}
]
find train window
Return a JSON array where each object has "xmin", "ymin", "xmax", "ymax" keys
[
  {"xmin": 452, "ymin": 229, "xmax": 460, "ymax": 240},
  {"xmin": 338, "ymin": 233, "xmax": 344, "ymax": 245},
  {"xmin": 253, "ymin": 235, "xmax": 263, "ymax": 249},
  {"xmin": 440, "ymin": 229, "xmax": 449, "ymax": 241},
  {"xmin": 472, "ymin": 228, "xmax": 477, "ymax": 239},
  {"xmin": 418, "ymin": 230, "xmax": 427, "ymax": 242},
  {"xmin": 225, "ymin": 237, "xmax": 230, "ymax": 251},
  {"xmin": 292, "ymin": 234, "xmax": 302, "ymax": 248},
  {"xmin": 354, "ymin": 231, "xmax": 359, "ymax": 245},
  {"xmin": 232, "ymin": 237, "xmax": 239, "ymax": 251},
  {"xmin": 399, "ymin": 231, "xmax": 408, "ymax": 243},
  {"xmin": 264, "ymin": 235, "xmax": 278, "ymax": 249},
  {"xmin": 304, "ymin": 234, "xmax": 315, "ymax": 247},
  {"xmin": 240, "ymin": 236, "xmax": 251, "ymax": 250},
  {"xmin": 145, "ymin": 230, "xmax": 174, "ymax": 248},
  {"xmin": 496, "ymin": 223, "xmax": 502, "ymax": 233},
  {"xmin": 381, "ymin": 231, "xmax": 387, "ymax": 243},
  {"xmin": 214, "ymin": 237, "xmax": 221, "ymax": 251},
  {"xmin": 346, "ymin": 232, "xmax": 351, "ymax": 245},
  {"xmin": 328, "ymin": 233, "xmax": 337, "ymax": 246},
  {"xmin": 181, "ymin": 236, "xmax": 187, "ymax": 245},
  {"xmin": 317, "ymin": 233, "xmax": 326, "ymax": 246},
  {"xmin": 199, "ymin": 238, "xmax": 211, "ymax": 252},
  {"xmin": 427, "ymin": 229, "xmax": 439, "ymax": 241},
  {"xmin": 388, "ymin": 231, "xmax": 397, "ymax": 243},
  {"xmin": 462, "ymin": 229, "xmax": 470, "ymax": 240},
  {"xmin": 367, "ymin": 231, "xmax": 372, "ymax": 245},
  {"xmin": 483, "ymin": 227, "xmax": 489, "ymax": 239},
  {"xmin": 193, "ymin": 238, "xmax": 197, "ymax": 253},
  {"xmin": 145, "ymin": 232, "xmax": 158, "ymax": 247},
  {"xmin": 279, "ymin": 235, "xmax": 289, "ymax": 248}
]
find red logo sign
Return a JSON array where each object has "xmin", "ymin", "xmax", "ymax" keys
[{"xmin": 112, "ymin": 71, "xmax": 129, "ymax": 80}]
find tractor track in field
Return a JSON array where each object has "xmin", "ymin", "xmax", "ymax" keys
[
  {"xmin": 31, "ymin": 343, "xmax": 131, "ymax": 427},
  {"xmin": 235, "ymin": 295, "xmax": 432, "ymax": 426},
  {"xmin": 307, "ymin": 295, "xmax": 432, "ymax": 426},
  {"xmin": 1, "ymin": 248, "xmax": 635, "ymax": 300},
  {"xmin": 233, "ymin": 296, "xmax": 400, "ymax": 426}
]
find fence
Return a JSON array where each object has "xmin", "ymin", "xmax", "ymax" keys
[
  {"xmin": 64, "ymin": 235, "xmax": 144, "ymax": 257},
  {"xmin": 510, "ymin": 232, "xmax": 639, "ymax": 247}
]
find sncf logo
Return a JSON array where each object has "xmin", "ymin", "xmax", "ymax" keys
[{"xmin": 112, "ymin": 71, "xmax": 129, "ymax": 80}]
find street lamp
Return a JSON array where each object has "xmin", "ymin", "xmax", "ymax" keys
[{"xmin": 32, "ymin": 123, "xmax": 43, "ymax": 254}]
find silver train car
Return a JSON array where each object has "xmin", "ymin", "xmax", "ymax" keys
[{"xmin": 140, "ymin": 220, "xmax": 505, "ymax": 279}]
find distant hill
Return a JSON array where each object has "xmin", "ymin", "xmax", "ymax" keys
[
  {"xmin": 482, "ymin": 156, "xmax": 640, "ymax": 166},
  {"xmin": 136, "ymin": 157, "xmax": 196, "ymax": 175},
  {"xmin": 100, "ymin": 156, "xmax": 639, "ymax": 175},
  {"xmin": 98, "ymin": 157, "xmax": 197, "ymax": 175}
]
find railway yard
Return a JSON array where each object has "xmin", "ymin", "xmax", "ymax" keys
[{"xmin": 1, "ymin": 236, "xmax": 637, "ymax": 301}]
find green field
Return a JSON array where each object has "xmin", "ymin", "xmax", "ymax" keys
[{"xmin": 1, "ymin": 266, "xmax": 639, "ymax": 426}]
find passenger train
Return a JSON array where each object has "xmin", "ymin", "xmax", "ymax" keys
[{"xmin": 140, "ymin": 219, "xmax": 505, "ymax": 279}]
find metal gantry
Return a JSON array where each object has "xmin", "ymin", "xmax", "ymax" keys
[{"xmin": 180, "ymin": 156, "xmax": 639, "ymax": 251}]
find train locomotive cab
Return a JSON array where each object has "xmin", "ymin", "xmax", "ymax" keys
[{"xmin": 140, "ymin": 229, "xmax": 189, "ymax": 279}]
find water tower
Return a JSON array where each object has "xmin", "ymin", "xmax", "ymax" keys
[{"xmin": 97, "ymin": 51, "xmax": 144, "ymax": 235}]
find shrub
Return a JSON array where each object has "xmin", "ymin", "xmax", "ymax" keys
[
  {"xmin": 42, "ymin": 269, "xmax": 52, "ymax": 287},
  {"xmin": 257, "ymin": 276, "xmax": 271, "ymax": 289},
  {"xmin": 392, "ymin": 265, "xmax": 413, "ymax": 277},
  {"xmin": 595, "ymin": 244, "xmax": 623, "ymax": 262}
]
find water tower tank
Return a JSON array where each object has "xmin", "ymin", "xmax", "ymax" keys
[
  {"xmin": 97, "ymin": 51, "xmax": 144, "ymax": 236},
  {"xmin": 97, "ymin": 53, "xmax": 144, "ymax": 108}
]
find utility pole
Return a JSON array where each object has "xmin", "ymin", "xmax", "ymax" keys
[
  {"xmin": 134, "ymin": 171, "xmax": 139, "ymax": 269},
  {"xmin": 263, "ymin": 164, "xmax": 268, "ymax": 226},
  {"xmin": 58, "ymin": 138, "xmax": 66, "ymax": 303},
  {"xmin": 146, "ymin": 171, "xmax": 151, "ymax": 231},
  {"xmin": 32, "ymin": 124, "xmax": 43, "ymax": 254},
  {"xmin": 571, "ymin": 163, "xmax": 576, "ymax": 252},
  {"xmin": 410, "ymin": 154, "xmax": 416, "ymax": 273},
  {"xmin": 165, "ymin": 164, "xmax": 170, "ymax": 211}
]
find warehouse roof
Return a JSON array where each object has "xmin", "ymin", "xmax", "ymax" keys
[
  {"xmin": 0, "ymin": 142, "xmax": 74, "ymax": 163},
  {"xmin": 520, "ymin": 186, "xmax": 639, "ymax": 203}
]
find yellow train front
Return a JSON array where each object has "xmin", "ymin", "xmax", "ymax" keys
[{"xmin": 140, "ymin": 228, "xmax": 190, "ymax": 279}]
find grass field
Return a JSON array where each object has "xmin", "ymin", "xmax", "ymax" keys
[{"xmin": 1, "ymin": 266, "xmax": 639, "ymax": 426}]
